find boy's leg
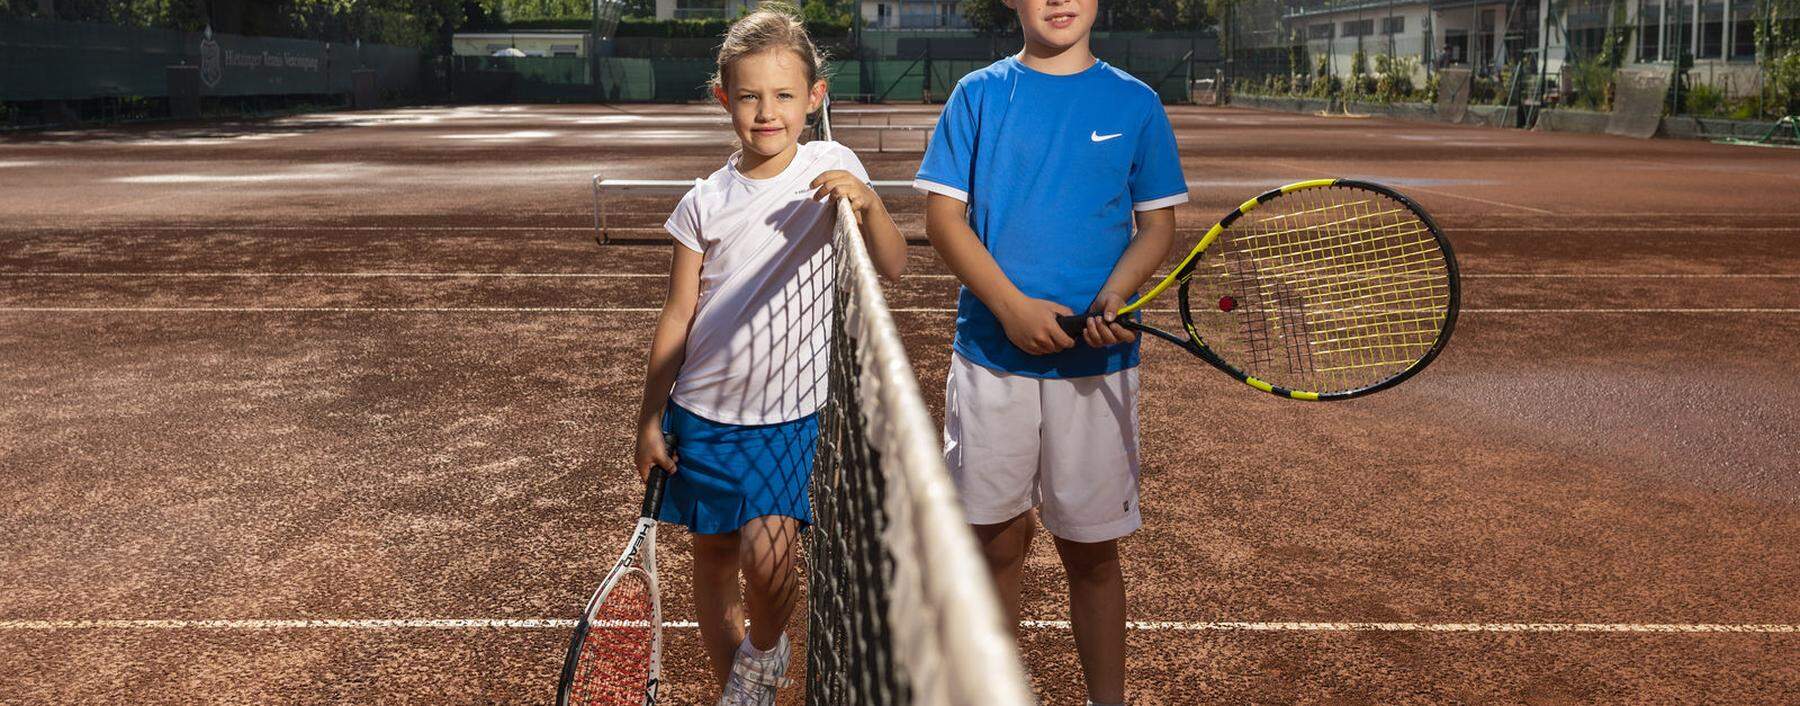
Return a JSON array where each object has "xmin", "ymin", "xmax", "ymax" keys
[
  {"xmin": 973, "ymin": 510, "xmax": 1037, "ymax": 638},
  {"xmin": 944, "ymin": 352, "xmax": 1046, "ymax": 638},
  {"xmin": 1054, "ymin": 536, "xmax": 1126, "ymax": 704},
  {"xmin": 736, "ymin": 515, "xmax": 802, "ymax": 650},
  {"xmin": 1038, "ymin": 367, "xmax": 1141, "ymax": 704},
  {"xmin": 692, "ymin": 530, "xmax": 746, "ymax": 687}
]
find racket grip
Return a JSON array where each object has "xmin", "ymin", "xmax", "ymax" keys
[
  {"xmin": 1055, "ymin": 314, "xmax": 1091, "ymax": 337},
  {"xmin": 641, "ymin": 433, "xmax": 674, "ymax": 518},
  {"xmin": 641, "ymin": 466, "xmax": 669, "ymax": 518}
]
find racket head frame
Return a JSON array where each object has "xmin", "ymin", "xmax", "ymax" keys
[
  {"xmin": 1091, "ymin": 178, "xmax": 1461, "ymax": 401},
  {"xmin": 557, "ymin": 465, "xmax": 670, "ymax": 706}
]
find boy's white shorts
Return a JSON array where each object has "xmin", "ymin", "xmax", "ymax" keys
[{"xmin": 942, "ymin": 351, "xmax": 1142, "ymax": 543}]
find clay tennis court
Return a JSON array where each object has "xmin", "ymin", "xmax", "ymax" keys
[{"xmin": 2, "ymin": 103, "xmax": 1797, "ymax": 703}]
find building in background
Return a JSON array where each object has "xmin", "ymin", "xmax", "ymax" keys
[
  {"xmin": 1275, "ymin": 0, "xmax": 1769, "ymax": 96},
  {"xmin": 859, "ymin": 0, "xmax": 971, "ymax": 28},
  {"xmin": 452, "ymin": 31, "xmax": 594, "ymax": 57},
  {"xmin": 650, "ymin": 0, "xmax": 968, "ymax": 28}
]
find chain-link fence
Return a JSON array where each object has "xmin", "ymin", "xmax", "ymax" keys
[
  {"xmin": 450, "ymin": 30, "xmax": 1218, "ymax": 104},
  {"xmin": 1, "ymin": 18, "xmax": 433, "ymax": 125}
]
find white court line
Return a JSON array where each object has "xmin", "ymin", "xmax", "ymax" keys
[
  {"xmin": 0, "ymin": 224, "xmax": 1795, "ymax": 236},
  {"xmin": 2, "ymin": 307, "xmax": 1797, "ymax": 314},
  {"xmin": 0, "ymin": 307, "xmax": 659, "ymax": 313},
  {"xmin": 1404, "ymin": 185, "xmax": 1557, "ymax": 215},
  {"xmin": 1, "ymin": 618, "xmax": 1793, "ymax": 634},
  {"xmin": 3, "ymin": 272, "xmax": 1795, "ymax": 280},
  {"xmin": 1262, "ymin": 158, "xmax": 1556, "ymax": 215},
  {"xmin": 0, "ymin": 272, "xmax": 671, "ymax": 279},
  {"xmin": 0, "ymin": 225, "xmax": 588, "ymax": 232},
  {"xmin": 3, "ymin": 214, "xmax": 1797, "ymax": 233},
  {"xmin": 1450, "ymin": 226, "xmax": 1800, "ymax": 232},
  {"xmin": 1462, "ymin": 273, "xmax": 1800, "ymax": 278}
]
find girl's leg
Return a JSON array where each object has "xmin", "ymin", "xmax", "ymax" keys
[
  {"xmin": 692, "ymin": 530, "xmax": 745, "ymax": 687},
  {"xmin": 737, "ymin": 515, "xmax": 802, "ymax": 649}
]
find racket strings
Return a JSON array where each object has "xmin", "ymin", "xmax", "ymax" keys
[
  {"xmin": 567, "ymin": 570, "xmax": 655, "ymax": 706},
  {"xmin": 1207, "ymin": 186, "xmax": 1451, "ymax": 393}
]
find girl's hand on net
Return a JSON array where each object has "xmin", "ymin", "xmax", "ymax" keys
[{"xmin": 810, "ymin": 170, "xmax": 879, "ymax": 222}]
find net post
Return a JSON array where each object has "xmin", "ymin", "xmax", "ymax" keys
[{"xmin": 591, "ymin": 174, "xmax": 607, "ymax": 246}]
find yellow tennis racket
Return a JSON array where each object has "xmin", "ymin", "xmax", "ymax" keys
[{"xmin": 1059, "ymin": 179, "xmax": 1460, "ymax": 401}]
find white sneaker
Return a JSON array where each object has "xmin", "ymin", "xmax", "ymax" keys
[{"xmin": 715, "ymin": 633, "xmax": 790, "ymax": 706}]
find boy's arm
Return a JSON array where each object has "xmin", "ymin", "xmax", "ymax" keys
[
  {"xmin": 634, "ymin": 244, "xmax": 703, "ymax": 480},
  {"xmin": 1076, "ymin": 206, "xmax": 1177, "ymax": 347},
  {"xmin": 924, "ymin": 193, "xmax": 1075, "ymax": 355}
]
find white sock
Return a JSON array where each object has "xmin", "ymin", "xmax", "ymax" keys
[{"xmin": 735, "ymin": 633, "xmax": 789, "ymax": 673}]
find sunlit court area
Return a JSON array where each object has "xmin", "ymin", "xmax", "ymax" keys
[{"xmin": 3, "ymin": 0, "xmax": 1799, "ymax": 704}]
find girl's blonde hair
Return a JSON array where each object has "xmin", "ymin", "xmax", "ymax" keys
[{"xmin": 709, "ymin": 3, "xmax": 827, "ymax": 91}]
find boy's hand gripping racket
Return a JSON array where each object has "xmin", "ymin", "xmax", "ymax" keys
[
  {"xmin": 1059, "ymin": 179, "xmax": 1460, "ymax": 400},
  {"xmin": 557, "ymin": 439, "xmax": 672, "ymax": 706}
]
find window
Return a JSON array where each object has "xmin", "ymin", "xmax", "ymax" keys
[
  {"xmin": 551, "ymin": 44, "xmax": 579, "ymax": 57},
  {"xmin": 1638, "ymin": 0, "xmax": 1661, "ymax": 61},
  {"xmin": 1698, "ymin": 0, "xmax": 1723, "ymax": 58},
  {"xmin": 1343, "ymin": 19, "xmax": 1374, "ymax": 37},
  {"xmin": 1309, "ymin": 22, "xmax": 1334, "ymax": 40},
  {"xmin": 1566, "ymin": 0, "xmax": 1609, "ymax": 59},
  {"xmin": 1729, "ymin": 0, "xmax": 1755, "ymax": 60},
  {"xmin": 674, "ymin": 0, "xmax": 728, "ymax": 18},
  {"xmin": 1665, "ymin": 0, "xmax": 1694, "ymax": 59},
  {"xmin": 1382, "ymin": 16, "xmax": 1405, "ymax": 35}
]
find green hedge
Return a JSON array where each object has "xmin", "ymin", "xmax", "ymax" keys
[
  {"xmin": 466, "ymin": 16, "xmax": 852, "ymax": 37},
  {"xmin": 472, "ymin": 18, "xmax": 594, "ymax": 31},
  {"xmin": 615, "ymin": 15, "xmax": 850, "ymax": 38}
]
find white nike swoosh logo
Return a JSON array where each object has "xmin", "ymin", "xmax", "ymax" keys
[{"xmin": 1090, "ymin": 131, "xmax": 1123, "ymax": 142}]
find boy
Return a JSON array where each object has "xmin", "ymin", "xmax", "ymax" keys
[{"xmin": 912, "ymin": 0, "xmax": 1187, "ymax": 702}]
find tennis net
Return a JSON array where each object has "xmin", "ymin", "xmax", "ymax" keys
[{"xmin": 804, "ymin": 103, "xmax": 1035, "ymax": 705}]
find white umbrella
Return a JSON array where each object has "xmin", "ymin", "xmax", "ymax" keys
[{"xmin": 492, "ymin": 47, "xmax": 527, "ymax": 57}]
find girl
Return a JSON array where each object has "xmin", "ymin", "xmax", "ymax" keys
[{"xmin": 631, "ymin": 7, "xmax": 905, "ymax": 705}]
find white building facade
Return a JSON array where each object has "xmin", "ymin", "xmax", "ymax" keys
[{"xmin": 1284, "ymin": 0, "xmax": 1769, "ymax": 95}]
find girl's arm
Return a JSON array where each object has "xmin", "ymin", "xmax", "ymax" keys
[
  {"xmin": 634, "ymin": 244, "xmax": 704, "ymax": 480},
  {"xmin": 811, "ymin": 171, "xmax": 906, "ymax": 282}
]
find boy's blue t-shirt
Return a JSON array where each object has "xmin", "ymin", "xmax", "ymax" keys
[{"xmin": 913, "ymin": 57, "xmax": 1189, "ymax": 379}]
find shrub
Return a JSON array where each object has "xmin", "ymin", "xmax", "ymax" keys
[
  {"xmin": 1487, "ymin": 66, "xmax": 1514, "ymax": 105},
  {"xmin": 1470, "ymin": 74, "xmax": 1497, "ymax": 104},
  {"xmin": 1306, "ymin": 55, "xmax": 1339, "ymax": 98},
  {"xmin": 1568, "ymin": 55, "xmax": 1613, "ymax": 111},
  {"xmin": 1768, "ymin": 50, "xmax": 1800, "ymax": 118},
  {"xmin": 1726, "ymin": 96, "xmax": 1762, "ymax": 120},
  {"xmin": 1684, "ymin": 81, "xmax": 1726, "ymax": 115},
  {"xmin": 1370, "ymin": 54, "xmax": 1417, "ymax": 103}
]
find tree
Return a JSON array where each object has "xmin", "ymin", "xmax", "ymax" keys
[
  {"xmin": 961, "ymin": 0, "xmax": 1016, "ymax": 35},
  {"xmin": 802, "ymin": 0, "xmax": 851, "ymax": 24}
]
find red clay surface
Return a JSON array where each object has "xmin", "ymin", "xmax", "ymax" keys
[{"xmin": 2, "ymin": 103, "xmax": 1798, "ymax": 704}]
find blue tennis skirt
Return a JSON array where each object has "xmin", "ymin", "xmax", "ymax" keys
[{"xmin": 658, "ymin": 403, "xmax": 818, "ymax": 535}]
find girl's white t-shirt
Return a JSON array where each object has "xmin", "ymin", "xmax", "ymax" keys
[{"xmin": 665, "ymin": 140, "xmax": 871, "ymax": 426}]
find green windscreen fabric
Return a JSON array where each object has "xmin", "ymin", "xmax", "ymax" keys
[{"xmin": 1, "ymin": 18, "xmax": 422, "ymax": 101}]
